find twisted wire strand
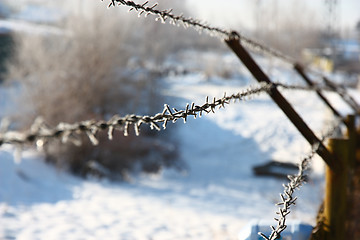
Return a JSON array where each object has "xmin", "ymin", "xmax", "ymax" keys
[
  {"xmin": 0, "ymin": 83, "xmax": 272, "ymax": 148},
  {"xmin": 104, "ymin": 0, "xmax": 295, "ymax": 63},
  {"xmin": 322, "ymin": 77, "xmax": 360, "ymax": 112},
  {"xmin": 103, "ymin": 0, "xmax": 358, "ymax": 106},
  {"xmin": 273, "ymin": 82, "xmax": 334, "ymax": 92},
  {"xmin": 103, "ymin": 0, "xmax": 360, "ymax": 107},
  {"xmin": 0, "ymin": 74, "xmax": 341, "ymax": 240},
  {"xmin": 259, "ymin": 119, "xmax": 340, "ymax": 240},
  {"xmin": 0, "ymin": 83, "xmax": 329, "ymax": 149}
]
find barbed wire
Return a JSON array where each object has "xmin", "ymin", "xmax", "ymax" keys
[
  {"xmin": 0, "ymin": 82, "xmax": 332, "ymax": 150},
  {"xmin": 0, "ymin": 3, "xmax": 351, "ymax": 238},
  {"xmin": 259, "ymin": 119, "xmax": 340, "ymax": 240},
  {"xmin": 102, "ymin": 0, "xmax": 360, "ymax": 107},
  {"xmin": 104, "ymin": 0, "xmax": 295, "ymax": 63},
  {"xmin": 0, "ymin": 83, "xmax": 271, "ymax": 149},
  {"xmin": 322, "ymin": 77, "xmax": 360, "ymax": 113},
  {"xmin": 104, "ymin": 0, "xmax": 357, "ymax": 101}
]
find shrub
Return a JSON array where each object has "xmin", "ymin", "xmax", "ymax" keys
[
  {"xmin": 5, "ymin": 9, "xmax": 181, "ymax": 179},
  {"xmin": 0, "ymin": 33, "xmax": 14, "ymax": 82}
]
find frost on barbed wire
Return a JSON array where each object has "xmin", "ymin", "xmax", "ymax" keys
[
  {"xmin": 101, "ymin": 0, "xmax": 360, "ymax": 105},
  {"xmin": 103, "ymin": 0, "xmax": 295, "ymax": 64},
  {"xmin": 0, "ymin": 83, "xmax": 272, "ymax": 149},
  {"xmin": 0, "ymin": 82, "xmax": 339, "ymax": 150},
  {"xmin": 259, "ymin": 150, "xmax": 315, "ymax": 240},
  {"xmin": 259, "ymin": 120, "xmax": 339, "ymax": 240},
  {"xmin": 105, "ymin": 0, "xmax": 230, "ymax": 37}
]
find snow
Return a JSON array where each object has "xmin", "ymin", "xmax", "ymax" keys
[
  {"xmin": 1, "ymin": 0, "xmax": 359, "ymax": 238},
  {"xmin": 1, "ymin": 46, "xmax": 359, "ymax": 240},
  {"xmin": 0, "ymin": 19, "xmax": 63, "ymax": 35},
  {"xmin": 0, "ymin": 1, "xmax": 64, "ymax": 35},
  {"xmin": 11, "ymin": 5, "xmax": 64, "ymax": 24}
]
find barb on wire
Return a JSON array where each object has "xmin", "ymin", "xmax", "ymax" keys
[
  {"xmin": 103, "ymin": 0, "xmax": 295, "ymax": 63},
  {"xmin": 103, "ymin": 0, "xmax": 357, "ymax": 100},
  {"xmin": 0, "ymin": 82, "xmax": 338, "ymax": 149},
  {"xmin": 259, "ymin": 120, "xmax": 339, "ymax": 240},
  {"xmin": 105, "ymin": 0, "xmax": 231, "ymax": 37},
  {"xmin": 259, "ymin": 150, "xmax": 315, "ymax": 240},
  {"xmin": 0, "ymin": 83, "xmax": 273, "ymax": 148}
]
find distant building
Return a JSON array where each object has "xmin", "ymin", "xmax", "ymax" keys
[
  {"xmin": 302, "ymin": 38, "xmax": 360, "ymax": 74},
  {"xmin": 302, "ymin": 48, "xmax": 333, "ymax": 73}
]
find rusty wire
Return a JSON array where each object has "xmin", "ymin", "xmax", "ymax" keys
[
  {"xmin": 104, "ymin": 0, "xmax": 295, "ymax": 64},
  {"xmin": 259, "ymin": 119, "xmax": 340, "ymax": 240}
]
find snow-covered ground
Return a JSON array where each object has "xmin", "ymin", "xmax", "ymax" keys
[{"xmin": 1, "ymin": 49, "xmax": 358, "ymax": 240}]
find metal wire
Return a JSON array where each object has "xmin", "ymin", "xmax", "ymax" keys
[
  {"xmin": 105, "ymin": 0, "xmax": 357, "ymax": 99},
  {"xmin": 0, "ymin": 82, "xmax": 328, "ymax": 149},
  {"xmin": 1, "ymin": 3, "xmax": 352, "ymax": 237},
  {"xmin": 273, "ymin": 82, "xmax": 334, "ymax": 92},
  {"xmin": 322, "ymin": 77, "xmax": 360, "ymax": 113},
  {"xmin": 103, "ymin": 0, "xmax": 360, "ymax": 109},
  {"xmin": 0, "ymin": 83, "xmax": 271, "ymax": 148},
  {"xmin": 0, "ymin": 74, "xmax": 342, "ymax": 240},
  {"xmin": 104, "ymin": 0, "xmax": 295, "ymax": 63},
  {"xmin": 259, "ymin": 119, "xmax": 340, "ymax": 240}
]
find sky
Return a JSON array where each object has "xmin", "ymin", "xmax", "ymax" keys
[
  {"xmin": 188, "ymin": 0, "xmax": 360, "ymax": 33},
  {"xmin": 3, "ymin": 0, "xmax": 359, "ymax": 37}
]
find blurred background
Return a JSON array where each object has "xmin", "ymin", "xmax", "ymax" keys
[
  {"xmin": 0, "ymin": 0, "xmax": 359, "ymax": 203},
  {"xmin": 0, "ymin": 1, "xmax": 359, "ymax": 239},
  {"xmin": 192, "ymin": 0, "xmax": 360, "ymax": 74},
  {"xmin": 0, "ymin": 1, "xmax": 359, "ymax": 178}
]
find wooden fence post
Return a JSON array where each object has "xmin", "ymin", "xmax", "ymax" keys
[
  {"xmin": 225, "ymin": 36, "xmax": 340, "ymax": 172},
  {"xmin": 323, "ymin": 138, "xmax": 349, "ymax": 240},
  {"xmin": 294, "ymin": 64, "xmax": 343, "ymax": 120},
  {"xmin": 319, "ymin": 115, "xmax": 356, "ymax": 239},
  {"xmin": 323, "ymin": 77, "xmax": 360, "ymax": 114},
  {"xmin": 346, "ymin": 115, "xmax": 356, "ymax": 168},
  {"xmin": 345, "ymin": 114, "xmax": 360, "ymax": 239}
]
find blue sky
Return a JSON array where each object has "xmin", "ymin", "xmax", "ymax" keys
[{"xmin": 189, "ymin": 0, "xmax": 360, "ymax": 31}]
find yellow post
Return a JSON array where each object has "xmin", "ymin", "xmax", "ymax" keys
[
  {"xmin": 323, "ymin": 138, "xmax": 349, "ymax": 240},
  {"xmin": 346, "ymin": 115, "xmax": 356, "ymax": 168},
  {"xmin": 311, "ymin": 115, "xmax": 357, "ymax": 239},
  {"xmin": 346, "ymin": 115, "xmax": 360, "ymax": 239}
]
